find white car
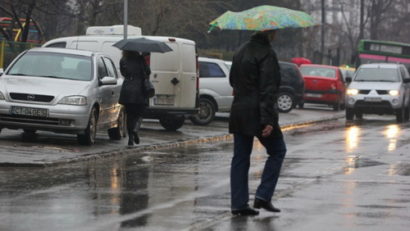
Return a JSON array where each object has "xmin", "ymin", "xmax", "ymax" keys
[
  {"xmin": 345, "ymin": 63, "xmax": 410, "ymax": 122},
  {"xmin": 190, "ymin": 57, "xmax": 233, "ymax": 125},
  {"xmin": 0, "ymin": 48, "xmax": 126, "ymax": 145}
]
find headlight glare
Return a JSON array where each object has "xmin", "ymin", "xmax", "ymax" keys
[
  {"xmin": 58, "ymin": 96, "xmax": 87, "ymax": 105},
  {"xmin": 389, "ymin": 90, "xmax": 399, "ymax": 96},
  {"xmin": 347, "ymin": 88, "xmax": 358, "ymax": 95}
]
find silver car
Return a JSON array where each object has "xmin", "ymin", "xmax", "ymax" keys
[
  {"xmin": 0, "ymin": 48, "xmax": 126, "ymax": 145},
  {"xmin": 345, "ymin": 63, "xmax": 410, "ymax": 122}
]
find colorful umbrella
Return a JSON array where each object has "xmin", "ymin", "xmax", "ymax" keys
[{"xmin": 209, "ymin": 5, "xmax": 317, "ymax": 32}]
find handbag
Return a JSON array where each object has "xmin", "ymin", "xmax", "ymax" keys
[{"xmin": 144, "ymin": 78, "xmax": 155, "ymax": 98}]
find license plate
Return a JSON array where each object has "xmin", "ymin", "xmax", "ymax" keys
[
  {"xmin": 10, "ymin": 106, "xmax": 49, "ymax": 118},
  {"xmin": 305, "ymin": 93, "xmax": 322, "ymax": 98},
  {"xmin": 154, "ymin": 95, "xmax": 175, "ymax": 105},
  {"xmin": 364, "ymin": 97, "xmax": 382, "ymax": 102}
]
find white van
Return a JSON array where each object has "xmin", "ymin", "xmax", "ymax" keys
[{"xmin": 42, "ymin": 25, "xmax": 199, "ymax": 131}]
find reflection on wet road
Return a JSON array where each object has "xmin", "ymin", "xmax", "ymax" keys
[{"xmin": 1, "ymin": 118, "xmax": 410, "ymax": 231}]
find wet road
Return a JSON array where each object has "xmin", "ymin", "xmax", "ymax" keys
[{"xmin": 1, "ymin": 116, "xmax": 410, "ymax": 230}]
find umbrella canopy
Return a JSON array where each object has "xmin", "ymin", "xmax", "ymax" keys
[
  {"xmin": 209, "ymin": 5, "xmax": 317, "ymax": 32},
  {"xmin": 112, "ymin": 37, "xmax": 173, "ymax": 53}
]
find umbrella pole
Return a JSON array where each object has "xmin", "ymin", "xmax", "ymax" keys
[{"xmin": 124, "ymin": 0, "xmax": 128, "ymax": 40}]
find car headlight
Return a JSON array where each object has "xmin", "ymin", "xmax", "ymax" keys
[
  {"xmin": 0, "ymin": 92, "xmax": 5, "ymax": 100},
  {"xmin": 389, "ymin": 90, "xmax": 399, "ymax": 96},
  {"xmin": 58, "ymin": 96, "xmax": 87, "ymax": 105},
  {"xmin": 346, "ymin": 88, "xmax": 358, "ymax": 96}
]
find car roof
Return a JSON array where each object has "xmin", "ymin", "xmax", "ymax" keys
[
  {"xmin": 300, "ymin": 64, "xmax": 339, "ymax": 69},
  {"xmin": 28, "ymin": 47, "xmax": 97, "ymax": 57},
  {"xmin": 359, "ymin": 63, "xmax": 401, "ymax": 69},
  {"xmin": 199, "ymin": 57, "xmax": 225, "ymax": 63}
]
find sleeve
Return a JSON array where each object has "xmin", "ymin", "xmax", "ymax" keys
[
  {"xmin": 119, "ymin": 58, "xmax": 128, "ymax": 77},
  {"xmin": 258, "ymin": 52, "xmax": 280, "ymax": 126}
]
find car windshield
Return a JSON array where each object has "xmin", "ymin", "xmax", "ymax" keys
[
  {"xmin": 7, "ymin": 51, "xmax": 92, "ymax": 81},
  {"xmin": 300, "ymin": 66, "xmax": 336, "ymax": 78},
  {"xmin": 354, "ymin": 68, "xmax": 399, "ymax": 82}
]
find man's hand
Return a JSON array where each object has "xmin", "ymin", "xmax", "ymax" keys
[{"xmin": 262, "ymin": 125, "xmax": 273, "ymax": 137}]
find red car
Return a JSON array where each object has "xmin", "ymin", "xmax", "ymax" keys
[{"xmin": 299, "ymin": 64, "xmax": 346, "ymax": 111}]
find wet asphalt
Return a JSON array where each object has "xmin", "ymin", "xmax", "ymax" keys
[{"xmin": 1, "ymin": 109, "xmax": 410, "ymax": 230}]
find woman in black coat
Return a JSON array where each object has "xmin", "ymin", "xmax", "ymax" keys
[{"xmin": 119, "ymin": 51, "xmax": 150, "ymax": 146}]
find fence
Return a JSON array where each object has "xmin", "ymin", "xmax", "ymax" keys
[{"xmin": 0, "ymin": 40, "xmax": 39, "ymax": 69}]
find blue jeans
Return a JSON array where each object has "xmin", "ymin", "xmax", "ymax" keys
[{"xmin": 231, "ymin": 133, "xmax": 287, "ymax": 210}]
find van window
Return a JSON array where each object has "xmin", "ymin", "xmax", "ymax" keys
[
  {"xmin": 103, "ymin": 57, "xmax": 117, "ymax": 78},
  {"xmin": 70, "ymin": 40, "xmax": 99, "ymax": 52},
  {"xmin": 199, "ymin": 62, "xmax": 225, "ymax": 78},
  {"xmin": 182, "ymin": 44, "xmax": 196, "ymax": 73},
  {"xmin": 151, "ymin": 43, "xmax": 179, "ymax": 72},
  {"xmin": 97, "ymin": 57, "xmax": 108, "ymax": 79},
  {"xmin": 45, "ymin": 42, "xmax": 67, "ymax": 48}
]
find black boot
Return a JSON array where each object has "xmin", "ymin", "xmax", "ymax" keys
[
  {"xmin": 133, "ymin": 131, "xmax": 140, "ymax": 144},
  {"xmin": 127, "ymin": 130, "xmax": 134, "ymax": 146},
  {"xmin": 231, "ymin": 207, "xmax": 259, "ymax": 216},
  {"xmin": 254, "ymin": 198, "xmax": 281, "ymax": 213}
]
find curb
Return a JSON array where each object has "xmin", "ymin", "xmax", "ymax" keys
[{"xmin": 0, "ymin": 113, "xmax": 344, "ymax": 167}]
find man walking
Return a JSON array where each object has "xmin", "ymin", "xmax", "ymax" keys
[{"xmin": 229, "ymin": 30, "xmax": 287, "ymax": 216}]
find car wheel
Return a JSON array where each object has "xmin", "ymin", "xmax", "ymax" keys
[
  {"xmin": 108, "ymin": 108, "xmax": 126, "ymax": 140},
  {"xmin": 22, "ymin": 129, "xmax": 37, "ymax": 141},
  {"xmin": 277, "ymin": 92, "xmax": 294, "ymax": 113},
  {"xmin": 160, "ymin": 115, "xmax": 185, "ymax": 131},
  {"xmin": 190, "ymin": 98, "xmax": 216, "ymax": 125},
  {"xmin": 346, "ymin": 108, "xmax": 354, "ymax": 121},
  {"xmin": 396, "ymin": 107, "xmax": 405, "ymax": 123},
  {"xmin": 78, "ymin": 107, "xmax": 98, "ymax": 145}
]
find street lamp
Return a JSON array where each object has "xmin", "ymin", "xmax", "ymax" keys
[{"xmin": 124, "ymin": 0, "xmax": 128, "ymax": 39}]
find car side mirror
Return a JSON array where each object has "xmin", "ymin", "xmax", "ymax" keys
[
  {"xmin": 0, "ymin": 68, "xmax": 4, "ymax": 76},
  {"xmin": 346, "ymin": 77, "xmax": 352, "ymax": 83},
  {"xmin": 100, "ymin": 76, "xmax": 117, "ymax": 85}
]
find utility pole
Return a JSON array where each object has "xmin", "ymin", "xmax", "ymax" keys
[
  {"xmin": 359, "ymin": 0, "xmax": 364, "ymax": 40},
  {"xmin": 124, "ymin": 0, "xmax": 128, "ymax": 40},
  {"xmin": 321, "ymin": 0, "xmax": 325, "ymax": 64}
]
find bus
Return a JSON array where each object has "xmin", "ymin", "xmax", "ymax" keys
[
  {"xmin": 358, "ymin": 39, "xmax": 410, "ymax": 71},
  {"xmin": 0, "ymin": 17, "xmax": 43, "ymax": 44}
]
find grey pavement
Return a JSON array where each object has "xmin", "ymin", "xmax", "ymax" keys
[{"xmin": 0, "ymin": 104, "xmax": 344, "ymax": 166}]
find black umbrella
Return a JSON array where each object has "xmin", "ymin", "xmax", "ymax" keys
[{"xmin": 112, "ymin": 37, "xmax": 173, "ymax": 53}]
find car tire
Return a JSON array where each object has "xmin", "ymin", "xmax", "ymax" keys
[
  {"xmin": 160, "ymin": 115, "xmax": 185, "ymax": 131},
  {"xmin": 190, "ymin": 97, "xmax": 216, "ymax": 126},
  {"xmin": 108, "ymin": 108, "xmax": 126, "ymax": 140},
  {"xmin": 78, "ymin": 107, "xmax": 98, "ymax": 145},
  {"xmin": 22, "ymin": 129, "xmax": 37, "ymax": 141},
  {"xmin": 396, "ymin": 107, "xmax": 405, "ymax": 123},
  {"xmin": 277, "ymin": 92, "xmax": 294, "ymax": 113},
  {"xmin": 346, "ymin": 108, "xmax": 354, "ymax": 121}
]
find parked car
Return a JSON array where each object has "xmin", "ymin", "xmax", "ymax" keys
[
  {"xmin": 190, "ymin": 57, "xmax": 232, "ymax": 125},
  {"xmin": 0, "ymin": 48, "xmax": 126, "ymax": 145},
  {"xmin": 345, "ymin": 63, "xmax": 410, "ymax": 122},
  {"xmin": 300, "ymin": 64, "xmax": 346, "ymax": 111},
  {"xmin": 42, "ymin": 25, "xmax": 199, "ymax": 131},
  {"xmin": 277, "ymin": 61, "xmax": 304, "ymax": 112}
]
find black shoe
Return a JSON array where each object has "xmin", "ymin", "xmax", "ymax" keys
[
  {"xmin": 133, "ymin": 132, "xmax": 140, "ymax": 144},
  {"xmin": 231, "ymin": 207, "xmax": 259, "ymax": 216},
  {"xmin": 254, "ymin": 198, "xmax": 281, "ymax": 213},
  {"xmin": 128, "ymin": 139, "xmax": 134, "ymax": 146}
]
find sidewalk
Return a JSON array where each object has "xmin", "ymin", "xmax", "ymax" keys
[{"xmin": 0, "ymin": 107, "xmax": 344, "ymax": 166}]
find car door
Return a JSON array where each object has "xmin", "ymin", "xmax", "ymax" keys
[
  {"xmin": 95, "ymin": 56, "xmax": 112, "ymax": 125},
  {"xmin": 102, "ymin": 56, "xmax": 122, "ymax": 124}
]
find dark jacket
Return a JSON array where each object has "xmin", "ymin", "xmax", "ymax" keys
[
  {"xmin": 228, "ymin": 33, "xmax": 282, "ymax": 137},
  {"xmin": 118, "ymin": 54, "xmax": 151, "ymax": 105}
]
